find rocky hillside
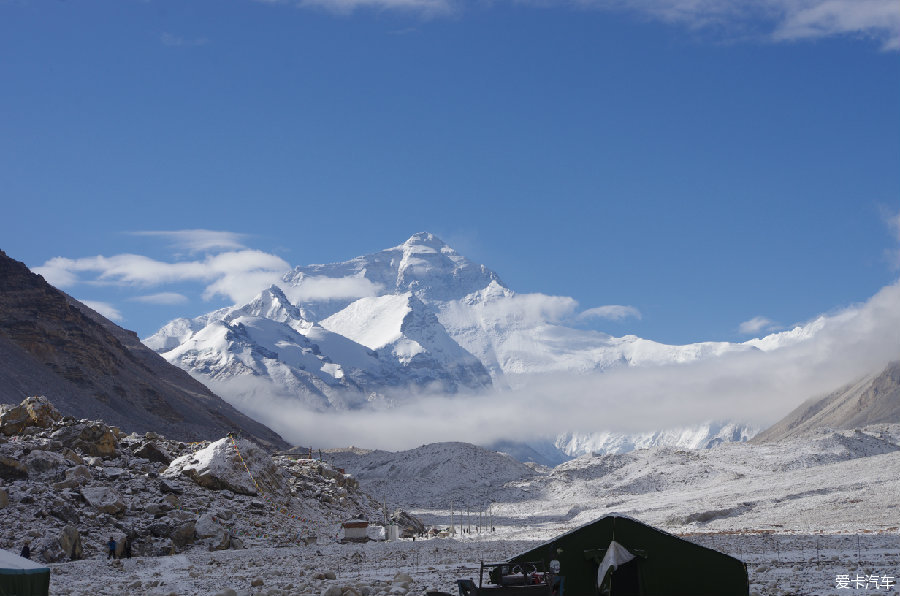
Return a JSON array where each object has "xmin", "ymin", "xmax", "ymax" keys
[
  {"xmin": 0, "ymin": 249, "xmax": 285, "ymax": 449},
  {"xmin": 326, "ymin": 442, "xmax": 537, "ymax": 509},
  {"xmin": 0, "ymin": 396, "xmax": 393, "ymax": 565},
  {"xmin": 752, "ymin": 359, "xmax": 900, "ymax": 443}
]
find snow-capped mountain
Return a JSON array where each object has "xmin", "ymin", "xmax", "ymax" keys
[
  {"xmin": 555, "ymin": 421, "xmax": 759, "ymax": 457},
  {"xmin": 144, "ymin": 232, "xmax": 810, "ymax": 450}
]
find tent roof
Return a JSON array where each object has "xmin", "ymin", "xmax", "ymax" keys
[{"xmin": 0, "ymin": 549, "xmax": 50, "ymax": 574}]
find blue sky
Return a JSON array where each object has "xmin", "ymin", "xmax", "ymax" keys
[{"xmin": 1, "ymin": 0, "xmax": 898, "ymax": 345}]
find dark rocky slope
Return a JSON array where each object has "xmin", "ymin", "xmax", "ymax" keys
[
  {"xmin": 0, "ymin": 249, "xmax": 286, "ymax": 449},
  {"xmin": 753, "ymin": 360, "xmax": 900, "ymax": 443}
]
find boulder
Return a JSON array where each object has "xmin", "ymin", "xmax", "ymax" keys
[
  {"xmin": 170, "ymin": 521, "xmax": 196, "ymax": 548},
  {"xmin": 81, "ymin": 486, "xmax": 126, "ymax": 515},
  {"xmin": 0, "ymin": 396, "xmax": 62, "ymax": 435},
  {"xmin": 65, "ymin": 465, "xmax": 93, "ymax": 485},
  {"xmin": 50, "ymin": 500, "xmax": 81, "ymax": 524},
  {"xmin": 196, "ymin": 514, "xmax": 230, "ymax": 550},
  {"xmin": 51, "ymin": 421, "xmax": 119, "ymax": 457},
  {"xmin": 23, "ymin": 449, "xmax": 67, "ymax": 479},
  {"xmin": 136, "ymin": 442, "xmax": 172, "ymax": 464},
  {"xmin": 59, "ymin": 524, "xmax": 83, "ymax": 560},
  {"xmin": 163, "ymin": 437, "xmax": 285, "ymax": 496},
  {"xmin": 0, "ymin": 455, "xmax": 27, "ymax": 480},
  {"xmin": 322, "ymin": 586, "xmax": 342, "ymax": 596}
]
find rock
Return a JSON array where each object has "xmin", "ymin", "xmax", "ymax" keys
[
  {"xmin": 62, "ymin": 448, "xmax": 84, "ymax": 465},
  {"xmin": 50, "ymin": 500, "xmax": 81, "ymax": 524},
  {"xmin": 81, "ymin": 486, "xmax": 126, "ymax": 515},
  {"xmin": 391, "ymin": 510, "xmax": 426, "ymax": 538},
  {"xmin": 251, "ymin": 578, "xmax": 264, "ymax": 587},
  {"xmin": 322, "ymin": 586, "xmax": 342, "ymax": 596},
  {"xmin": 324, "ymin": 572, "xmax": 337, "ymax": 580},
  {"xmin": 0, "ymin": 488, "xmax": 7, "ymax": 509},
  {"xmin": 51, "ymin": 421, "xmax": 119, "ymax": 457},
  {"xmin": 171, "ymin": 521, "xmax": 196, "ymax": 548},
  {"xmin": 196, "ymin": 514, "xmax": 230, "ymax": 550},
  {"xmin": 159, "ymin": 479, "xmax": 183, "ymax": 494},
  {"xmin": 0, "ymin": 455, "xmax": 28, "ymax": 480},
  {"xmin": 137, "ymin": 442, "xmax": 173, "ymax": 464},
  {"xmin": 392, "ymin": 573, "xmax": 413, "ymax": 585},
  {"xmin": 162, "ymin": 437, "xmax": 285, "ymax": 496},
  {"xmin": 59, "ymin": 524, "xmax": 83, "ymax": 560},
  {"xmin": 0, "ymin": 396, "xmax": 62, "ymax": 435},
  {"xmin": 215, "ymin": 590, "xmax": 238, "ymax": 596},
  {"xmin": 23, "ymin": 449, "xmax": 67, "ymax": 479},
  {"xmin": 66, "ymin": 465, "xmax": 93, "ymax": 484}
]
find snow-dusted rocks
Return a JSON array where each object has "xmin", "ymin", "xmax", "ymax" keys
[
  {"xmin": 163, "ymin": 437, "xmax": 285, "ymax": 496},
  {"xmin": 0, "ymin": 395, "xmax": 61, "ymax": 435},
  {"xmin": 81, "ymin": 486, "xmax": 126, "ymax": 515}
]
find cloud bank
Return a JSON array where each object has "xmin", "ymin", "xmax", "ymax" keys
[{"xmin": 235, "ymin": 277, "xmax": 900, "ymax": 450}]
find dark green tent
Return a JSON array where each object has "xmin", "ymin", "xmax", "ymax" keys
[
  {"xmin": 509, "ymin": 515, "xmax": 748, "ymax": 596},
  {"xmin": 0, "ymin": 549, "xmax": 50, "ymax": 596}
]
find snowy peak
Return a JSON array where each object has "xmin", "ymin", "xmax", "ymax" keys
[
  {"xmin": 284, "ymin": 232, "xmax": 504, "ymax": 306},
  {"xmin": 235, "ymin": 285, "xmax": 309, "ymax": 324}
]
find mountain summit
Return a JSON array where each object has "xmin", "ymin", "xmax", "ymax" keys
[{"xmin": 145, "ymin": 233, "xmax": 768, "ymax": 449}]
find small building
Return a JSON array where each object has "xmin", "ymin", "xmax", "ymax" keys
[
  {"xmin": 0, "ymin": 548, "xmax": 50, "ymax": 596},
  {"xmin": 509, "ymin": 514, "xmax": 749, "ymax": 596},
  {"xmin": 341, "ymin": 519, "xmax": 369, "ymax": 543}
]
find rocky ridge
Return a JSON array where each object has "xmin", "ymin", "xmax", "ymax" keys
[
  {"xmin": 0, "ymin": 249, "xmax": 287, "ymax": 449},
  {"xmin": 0, "ymin": 396, "xmax": 402, "ymax": 569}
]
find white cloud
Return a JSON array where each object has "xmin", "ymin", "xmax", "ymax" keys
[
  {"xmin": 298, "ymin": 0, "xmax": 454, "ymax": 16},
  {"xmin": 281, "ymin": 275, "xmax": 384, "ymax": 302},
  {"xmin": 307, "ymin": 0, "xmax": 897, "ymax": 49},
  {"xmin": 579, "ymin": 305, "xmax": 642, "ymax": 321},
  {"xmin": 130, "ymin": 230, "xmax": 247, "ymax": 254},
  {"xmin": 772, "ymin": 0, "xmax": 900, "ymax": 50},
  {"xmin": 567, "ymin": 0, "xmax": 900, "ymax": 50},
  {"xmin": 130, "ymin": 292, "xmax": 189, "ymax": 305},
  {"xmin": 80, "ymin": 300, "xmax": 124, "ymax": 322},
  {"xmin": 738, "ymin": 315, "xmax": 779, "ymax": 335},
  {"xmin": 236, "ymin": 277, "xmax": 900, "ymax": 450},
  {"xmin": 475, "ymin": 293, "xmax": 580, "ymax": 327},
  {"xmin": 33, "ymin": 250, "xmax": 290, "ymax": 305}
]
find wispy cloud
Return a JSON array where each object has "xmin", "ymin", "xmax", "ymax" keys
[
  {"xmin": 80, "ymin": 300, "xmax": 124, "ymax": 322},
  {"xmin": 282, "ymin": 275, "xmax": 384, "ymax": 302},
  {"xmin": 298, "ymin": 0, "xmax": 455, "ymax": 16},
  {"xmin": 160, "ymin": 33, "xmax": 209, "ymax": 48},
  {"xmin": 130, "ymin": 292, "xmax": 190, "ymax": 305},
  {"xmin": 886, "ymin": 209, "xmax": 900, "ymax": 269},
  {"xmin": 738, "ymin": 315, "xmax": 779, "ymax": 335},
  {"xmin": 290, "ymin": 0, "xmax": 900, "ymax": 50},
  {"xmin": 33, "ymin": 249, "xmax": 290, "ymax": 305},
  {"xmin": 561, "ymin": 0, "xmax": 900, "ymax": 50},
  {"xmin": 129, "ymin": 230, "xmax": 248, "ymax": 254},
  {"xmin": 579, "ymin": 305, "xmax": 642, "ymax": 322}
]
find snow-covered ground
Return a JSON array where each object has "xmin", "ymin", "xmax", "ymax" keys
[{"xmin": 43, "ymin": 530, "xmax": 899, "ymax": 596}]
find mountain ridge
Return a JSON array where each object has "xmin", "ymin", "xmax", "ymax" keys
[{"xmin": 0, "ymin": 249, "xmax": 287, "ymax": 449}]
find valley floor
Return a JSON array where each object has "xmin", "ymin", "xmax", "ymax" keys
[{"xmin": 46, "ymin": 530, "xmax": 899, "ymax": 596}]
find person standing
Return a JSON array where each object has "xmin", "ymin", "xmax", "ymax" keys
[
  {"xmin": 107, "ymin": 536, "xmax": 116, "ymax": 560},
  {"xmin": 19, "ymin": 542, "xmax": 30, "ymax": 559}
]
